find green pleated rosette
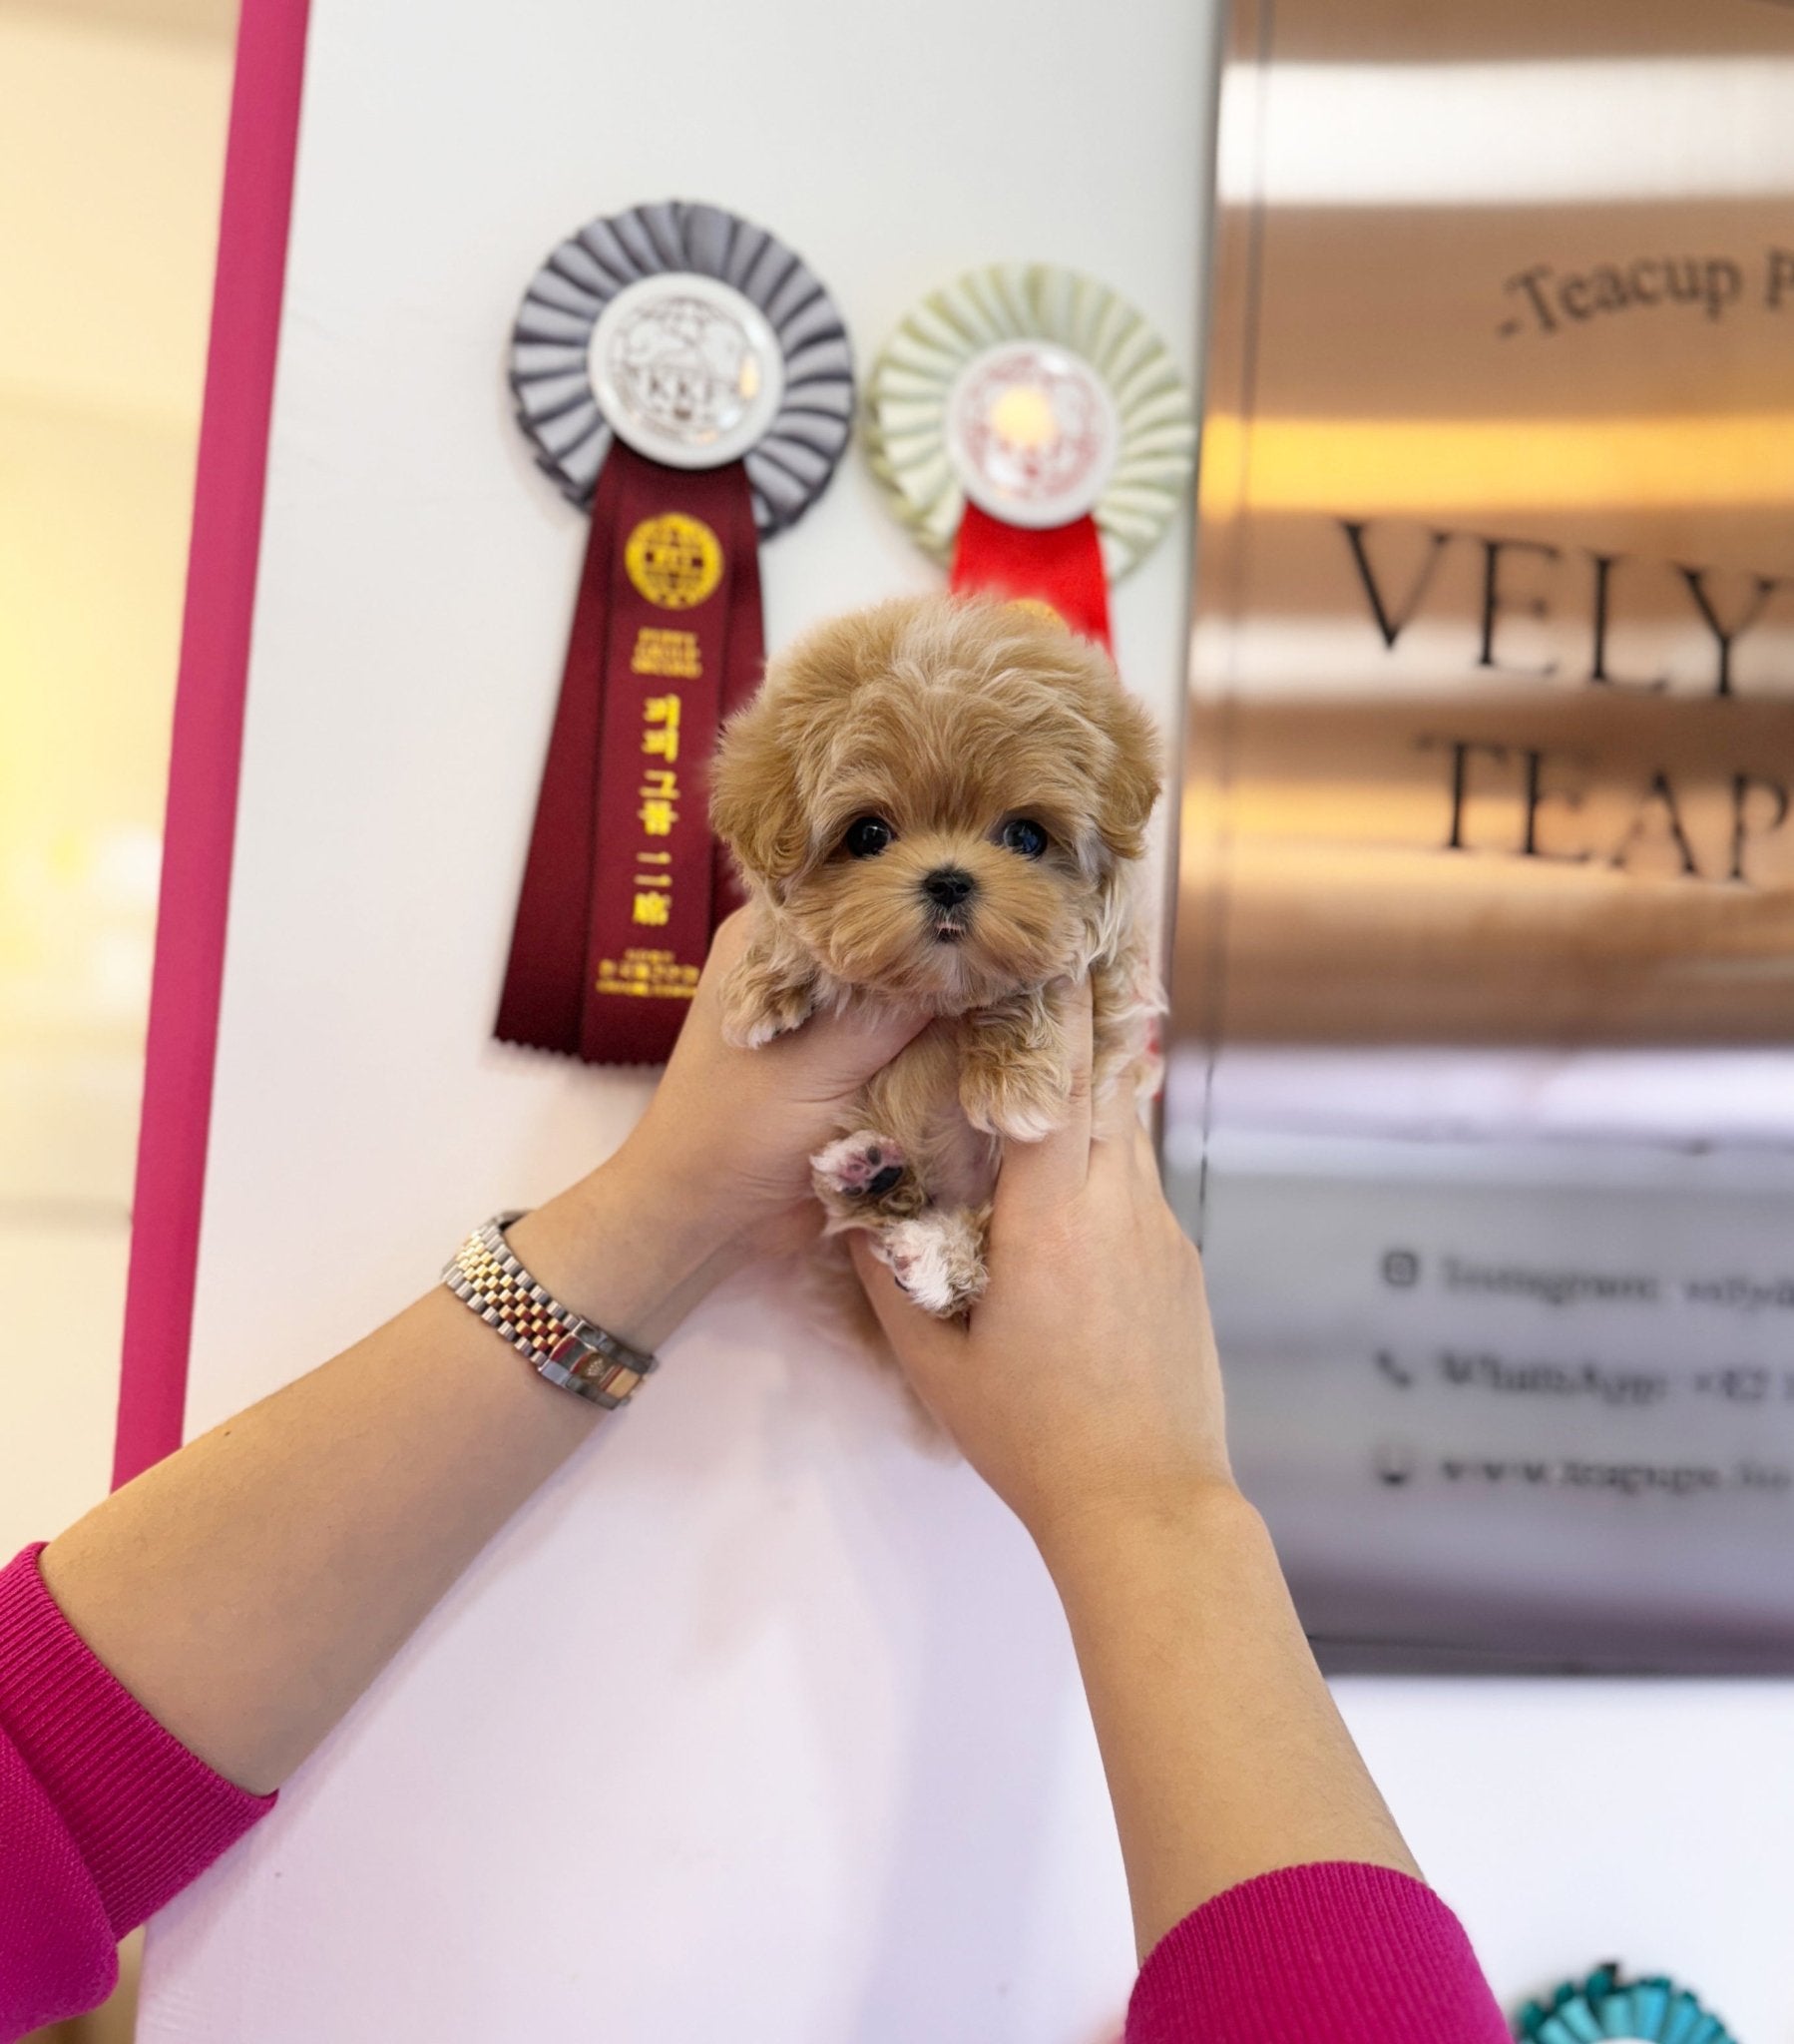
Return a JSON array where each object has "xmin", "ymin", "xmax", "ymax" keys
[
  {"xmin": 1518, "ymin": 1964, "xmax": 1737, "ymax": 2044},
  {"xmin": 862, "ymin": 263, "xmax": 1196, "ymax": 585}
]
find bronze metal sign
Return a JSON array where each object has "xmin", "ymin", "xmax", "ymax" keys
[{"xmin": 1166, "ymin": 0, "xmax": 1794, "ymax": 1669}]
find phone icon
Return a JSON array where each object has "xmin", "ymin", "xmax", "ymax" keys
[{"xmin": 1375, "ymin": 1350, "xmax": 1415, "ymax": 1390}]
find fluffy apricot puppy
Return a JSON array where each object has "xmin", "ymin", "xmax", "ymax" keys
[{"xmin": 709, "ymin": 594, "xmax": 1161, "ymax": 1315}]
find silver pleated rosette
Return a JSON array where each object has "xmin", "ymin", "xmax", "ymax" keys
[{"xmin": 509, "ymin": 200, "xmax": 854, "ymax": 538}]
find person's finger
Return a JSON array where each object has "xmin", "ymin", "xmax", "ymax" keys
[
  {"xmin": 778, "ymin": 991, "xmax": 931, "ymax": 1098},
  {"xmin": 1090, "ymin": 1067, "xmax": 1143, "ymax": 1150},
  {"xmin": 992, "ymin": 976, "xmax": 1095, "ymax": 1217},
  {"xmin": 1130, "ymin": 1117, "xmax": 1156, "ymax": 1168},
  {"xmin": 1088, "ymin": 1106, "xmax": 1162, "ymax": 1203},
  {"xmin": 1084, "ymin": 1103, "xmax": 1143, "ymax": 1202},
  {"xmin": 657, "ymin": 911, "xmax": 751, "ymax": 1082},
  {"xmin": 695, "ymin": 906, "xmax": 752, "ymax": 985},
  {"xmin": 1131, "ymin": 1117, "xmax": 1166, "ymax": 1183},
  {"xmin": 688, "ymin": 909, "xmax": 925, "ymax": 1089},
  {"xmin": 847, "ymin": 1232, "xmax": 966, "ymax": 1383}
]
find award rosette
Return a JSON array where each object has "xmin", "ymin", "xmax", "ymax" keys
[
  {"xmin": 863, "ymin": 265, "xmax": 1196, "ymax": 651},
  {"xmin": 497, "ymin": 200, "xmax": 852, "ymax": 1064},
  {"xmin": 1520, "ymin": 1963, "xmax": 1736, "ymax": 2044}
]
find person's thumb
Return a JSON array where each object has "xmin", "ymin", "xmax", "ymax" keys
[{"xmin": 779, "ymin": 995, "xmax": 931, "ymax": 1098}]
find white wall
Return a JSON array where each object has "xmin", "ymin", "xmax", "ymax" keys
[
  {"xmin": 141, "ymin": 2, "xmax": 1209, "ymax": 2039},
  {"xmin": 139, "ymin": 1, "xmax": 1794, "ymax": 2039}
]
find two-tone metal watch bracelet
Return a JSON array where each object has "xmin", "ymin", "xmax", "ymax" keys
[{"xmin": 442, "ymin": 1211, "xmax": 658, "ymax": 1409}]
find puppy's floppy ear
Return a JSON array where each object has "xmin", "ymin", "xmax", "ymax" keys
[
  {"xmin": 1089, "ymin": 677, "xmax": 1163, "ymax": 864},
  {"xmin": 709, "ymin": 685, "xmax": 809, "ymax": 892}
]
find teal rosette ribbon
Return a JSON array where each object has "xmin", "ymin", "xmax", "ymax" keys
[{"xmin": 1519, "ymin": 1964, "xmax": 1736, "ymax": 2044}]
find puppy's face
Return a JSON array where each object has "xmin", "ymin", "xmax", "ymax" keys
[{"xmin": 711, "ymin": 597, "xmax": 1160, "ymax": 1009}]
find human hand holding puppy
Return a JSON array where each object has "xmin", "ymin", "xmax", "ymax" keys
[
  {"xmin": 35, "ymin": 907, "xmax": 929, "ymax": 1798},
  {"xmin": 848, "ymin": 974, "xmax": 1231, "ymax": 1547},
  {"xmin": 587, "ymin": 907, "xmax": 929, "ymax": 1278},
  {"xmin": 850, "ymin": 979, "xmax": 1420, "ymax": 1959},
  {"xmin": 25, "ymin": 587, "xmax": 1419, "ymax": 2022},
  {"xmin": 710, "ymin": 596, "xmax": 1162, "ymax": 1316}
]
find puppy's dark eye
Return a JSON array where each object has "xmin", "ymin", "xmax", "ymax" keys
[
  {"xmin": 1001, "ymin": 817, "xmax": 1050, "ymax": 858},
  {"xmin": 844, "ymin": 815, "xmax": 895, "ymax": 858}
]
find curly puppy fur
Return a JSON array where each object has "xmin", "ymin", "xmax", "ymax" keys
[{"xmin": 709, "ymin": 594, "xmax": 1163, "ymax": 1316}]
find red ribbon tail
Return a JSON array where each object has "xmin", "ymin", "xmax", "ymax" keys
[{"xmin": 949, "ymin": 502, "xmax": 1114, "ymax": 653}]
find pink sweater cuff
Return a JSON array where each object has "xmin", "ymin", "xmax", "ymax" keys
[
  {"xmin": 1126, "ymin": 1861, "xmax": 1510, "ymax": 2044},
  {"xmin": 0, "ymin": 1543, "xmax": 274, "ymax": 1936},
  {"xmin": 0, "ymin": 1732, "xmax": 119, "ymax": 2036}
]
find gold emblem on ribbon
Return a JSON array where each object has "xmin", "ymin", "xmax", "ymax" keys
[
  {"xmin": 1006, "ymin": 597, "xmax": 1070, "ymax": 632},
  {"xmin": 625, "ymin": 513, "xmax": 724, "ymax": 610}
]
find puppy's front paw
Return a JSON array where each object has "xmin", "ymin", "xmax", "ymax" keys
[
  {"xmin": 960, "ymin": 1054, "xmax": 1073, "ymax": 1144},
  {"xmin": 720, "ymin": 964, "xmax": 815, "ymax": 1049},
  {"xmin": 875, "ymin": 1210, "xmax": 988, "ymax": 1318},
  {"xmin": 812, "ymin": 1130, "xmax": 907, "ymax": 1200}
]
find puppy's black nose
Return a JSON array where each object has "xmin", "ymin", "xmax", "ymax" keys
[{"xmin": 922, "ymin": 867, "xmax": 976, "ymax": 909}]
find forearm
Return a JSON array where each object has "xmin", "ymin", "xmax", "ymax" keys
[
  {"xmin": 1039, "ymin": 1485, "xmax": 1420, "ymax": 1958},
  {"xmin": 39, "ymin": 1150, "xmax": 739, "ymax": 1795}
]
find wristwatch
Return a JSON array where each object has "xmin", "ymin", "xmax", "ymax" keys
[{"xmin": 441, "ymin": 1211, "xmax": 658, "ymax": 1409}]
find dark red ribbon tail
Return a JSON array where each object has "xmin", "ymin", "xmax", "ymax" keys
[
  {"xmin": 709, "ymin": 474, "xmax": 764, "ymax": 921},
  {"xmin": 493, "ymin": 453, "xmax": 627, "ymax": 1056},
  {"xmin": 500, "ymin": 451, "xmax": 763, "ymax": 1065}
]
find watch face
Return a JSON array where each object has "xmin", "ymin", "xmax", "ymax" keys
[
  {"xmin": 588, "ymin": 273, "xmax": 786, "ymax": 471},
  {"xmin": 945, "ymin": 340, "xmax": 1121, "ymax": 528}
]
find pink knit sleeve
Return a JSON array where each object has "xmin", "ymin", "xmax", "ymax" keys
[
  {"xmin": 0, "ymin": 1544, "xmax": 275, "ymax": 2040},
  {"xmin": 1125, "ymin": 1861, "xmax": 1510, "ymax": 2044}
]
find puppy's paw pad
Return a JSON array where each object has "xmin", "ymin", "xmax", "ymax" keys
[
  {"xmin": 876, "ymin": 1213, "xmax": 987, "ymax": 1318},
  {"xmin": 961, "ymin": 1062, "xmax": 1073, "ymax": 1143},
  {"xmin": 811, "ymin": 1130, "xmax": 907, "ymax": 1199}
]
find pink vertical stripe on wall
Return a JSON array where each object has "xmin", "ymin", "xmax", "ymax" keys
[{"xmin": 112, "ymin": 0, "xmax": 313, "ymax": 1489}]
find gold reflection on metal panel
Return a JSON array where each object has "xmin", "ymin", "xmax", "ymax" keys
[
  {"xmin": 1177, "ymin": 0, "xmax": 1794, "ymax": 1050},
  {"xmin": 1168, "ymin": 0, "xmax": 1794, "ymax": 1672}
]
